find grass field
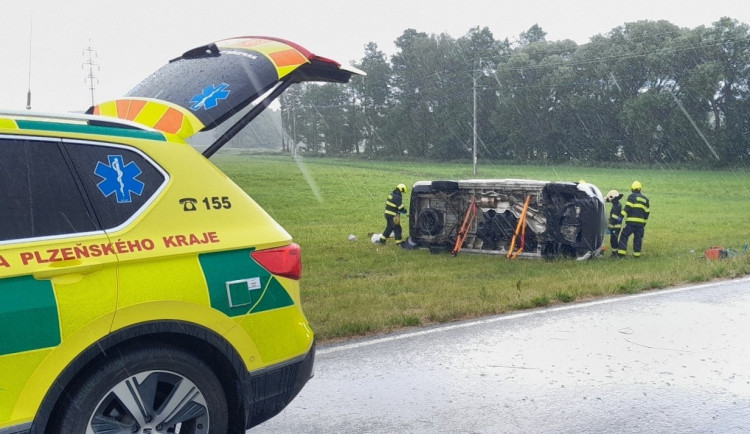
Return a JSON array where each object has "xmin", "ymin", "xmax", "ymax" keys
[{"xmin": 214, "ymin": 153, "xmax": 750, "ymax": 342}]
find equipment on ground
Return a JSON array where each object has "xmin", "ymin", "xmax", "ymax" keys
[{"xmin": 705, "ymin": 246, "xmax": 729, "ymax": 260}]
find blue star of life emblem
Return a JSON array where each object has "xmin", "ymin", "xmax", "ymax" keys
[
  {"xmin": 190, "ymin": 83, "xmax": 231, "ymax": 111},
  {"xmin": 95, "ymin": 155, "xmax": 145, "ymax": 203}
]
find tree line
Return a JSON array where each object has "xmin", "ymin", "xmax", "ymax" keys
[{"xmin": 278, "ymin": 18, "xmax": 750, "ymax": 166}]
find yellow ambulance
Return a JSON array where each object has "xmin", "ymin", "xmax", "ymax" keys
[{"xmin": 0, "ymin": 36, "xmax": 362, "ymax": 433}]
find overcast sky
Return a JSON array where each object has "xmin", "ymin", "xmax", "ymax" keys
[{"xmin": 1, "ymin": 0, "xmax": 748, "ymax": 113}]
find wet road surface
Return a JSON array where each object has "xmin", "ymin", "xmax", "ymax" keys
[{"xmin": 253, "ymin": 277, "xmax": 750, "ymax": 433}]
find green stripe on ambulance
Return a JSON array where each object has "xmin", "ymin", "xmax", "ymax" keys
[
  {"xmin": 199, "ymin": 249, "xmax": 293, "ymax": 317},
  {"xmin": 0, "ymin": 276, "xmax": 61, "ymax": 355}
]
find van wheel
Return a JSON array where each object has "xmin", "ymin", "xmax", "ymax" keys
[
  {"xmin": 54, "ymin": 344, "xmax": 228, "ymax": 434},
  {"xmin": 417, "ymin": 208, "xmax": 444, "ymax": 236}
]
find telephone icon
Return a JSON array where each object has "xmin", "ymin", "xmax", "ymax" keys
[{"xmin": 179, "ymin": 198, "xmax": 198, "ymax": 212}]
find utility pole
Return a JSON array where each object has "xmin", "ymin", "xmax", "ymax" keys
[
  {"xmin": 280, "ymin": 97, "xmax": 286, "ymax": 152},
  {"xmin": 473, "ymin": 72, "xmax": 478, "ymax": 175},
  {"xmin": 473, "ymin": 58, "xmax": 485, "ymax": 175},
  {"xmin": 292, "ymin": 104, "xmax": 297, "ymax": 157},
  {"xmin": 82, "ymin": 41, "xmax": 99, "ymax": 107}
]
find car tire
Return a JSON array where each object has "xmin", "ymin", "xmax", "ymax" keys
[
  {"xmin": 417, "ymin": 208, "xmax": 445, "ymax": 236},
  {"xmin": 52, "ymin": 343, "xmax": 229, "ymax": 434}
]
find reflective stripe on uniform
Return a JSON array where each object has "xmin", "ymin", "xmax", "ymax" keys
[
  {"xmin": 625, "ymin": 202, "xmax": 649, "ymax": 212},
  {"xmin": 621, "ymin": 191, "xmax": 650, "ymax": 225},
  {"xmin": 384, "ymin": 191, "xmax": 403, "ymax": 216},
  {"xmin": 625, "ymin": 217, "xmax": 647, "ymax": 224}
]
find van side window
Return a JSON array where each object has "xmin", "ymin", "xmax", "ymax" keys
[
  {"xmin": 0, "ymin": 138, "xmax": 98, "ymax": 242},
  {"xmin": 65, "ymin": 141, "xmax": 167, "ymax": 231}
]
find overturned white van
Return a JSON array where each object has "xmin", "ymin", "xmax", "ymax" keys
[{"xmin": 407, "ymin": 179, "xmax": 606, "ymax": 260}]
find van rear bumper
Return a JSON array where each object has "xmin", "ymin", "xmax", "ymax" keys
[{"xmin": 243, "ymin": 341, "xmax": 315, "ymax": 429}]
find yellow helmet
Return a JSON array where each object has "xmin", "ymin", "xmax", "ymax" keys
[
  {"xmin": 397, "ymin": 183, "xmax": 407, "ymax": 193},
  {"xmin": 630, "ymin": 180, "xmax": 642, "ymax": 191}
]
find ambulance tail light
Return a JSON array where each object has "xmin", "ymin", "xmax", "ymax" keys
[{"xmin": 251, "ymin": 243, "xmax": 302, "ymax": 280}]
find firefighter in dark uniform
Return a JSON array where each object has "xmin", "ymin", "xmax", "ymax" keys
[
  {"xmin": 604, "ymin": 189, "xmax": 624, "ymax": 255},
  {"xmin": 617, "ymin": 181, "xmax": 650, "ymax": 258},
  {"xmin": 379, "ymin": 183, "xmax": 408, "ymax": 247}
]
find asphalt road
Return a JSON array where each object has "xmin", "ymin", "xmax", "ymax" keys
[{"xmin": 252, "ymin": 277, "xmax": 750, "ymax": 433}]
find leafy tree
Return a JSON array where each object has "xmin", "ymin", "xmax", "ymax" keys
[
  {"xmin": 352, "ymin": 42, "xmax": 392, "ymax": 156},
  {"xmin": 389, "ymin": 29, "xmax": 434, "ymax": 157},
  {"xmin": 704, "ymin": 18, "xmax": 750, "ymax": 162},
  {"xmin": 304, "ymin": 83, "xmax": 353, "ymax": 154},
  {"xmin": 458, "ymin": 27, "xmax": 510, "ymax": 162},
  {"xmin": 279, "ymin": 17, "xmax": 750, "ymax": 166},
  {"xmin": 519, "ymin": 24, "xmax": 547, "ymax": 46},
  {"xmin": 279, "ymin": 85, "xmax": 304, "ymax": 153},
  {"xmin": 491, "ymin": 30, "xmax": 581, "ymax": 162}
]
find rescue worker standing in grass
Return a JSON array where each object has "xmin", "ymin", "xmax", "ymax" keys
[
  {"xmin": 379, "ymin": 183, "xmax": 408, "ymax": 247},
  {"xmin": 617, "ymin": 181, "xmax": 650, "ymax": 258},
  {"xmin": 604, "ymin": 190, "xmax": 624, "ymax": 255}
]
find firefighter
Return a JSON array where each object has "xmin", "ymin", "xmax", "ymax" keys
[
  {"xmin": 617, "ymin": 181, "xmax": 650, "ymax": 258},
  {"xmin": 379, "ymin": 183, "xmax": 408, "ymax": 247},
  {"xmin": 604, "ymin": 190, "xmax": 624, "ymax": 255}
]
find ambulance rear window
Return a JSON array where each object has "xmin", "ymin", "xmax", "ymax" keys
[{"xmin": 65, "ymin": 141, "xmax": 167, "ymax": 231}]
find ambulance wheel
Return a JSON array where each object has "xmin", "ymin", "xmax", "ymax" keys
[{"xmin": 54, "ymin": 343, "xmax": 228, "ymax": 433}]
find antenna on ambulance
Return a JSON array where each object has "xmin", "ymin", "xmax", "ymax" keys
[{"xmin": 26, "ymin": 11, "xmax": 33, "ymax": 110}]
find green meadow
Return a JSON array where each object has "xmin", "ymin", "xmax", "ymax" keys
[{"xmin": 214, "ymin": 153, "xmax": 750, "ymax": 342}]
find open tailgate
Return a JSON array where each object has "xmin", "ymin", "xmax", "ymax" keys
[{"xmin": 88, "ymin": 36, "xmax": 364, "ymax": 150}]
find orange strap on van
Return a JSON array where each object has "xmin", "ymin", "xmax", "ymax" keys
[
  {"xmin": 451, "ymin": 196, "xmax": 477, "ymax": 256},
  {"xmin": 508, "ymin": 195, "xmax": 531, "ymax": 260}
]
